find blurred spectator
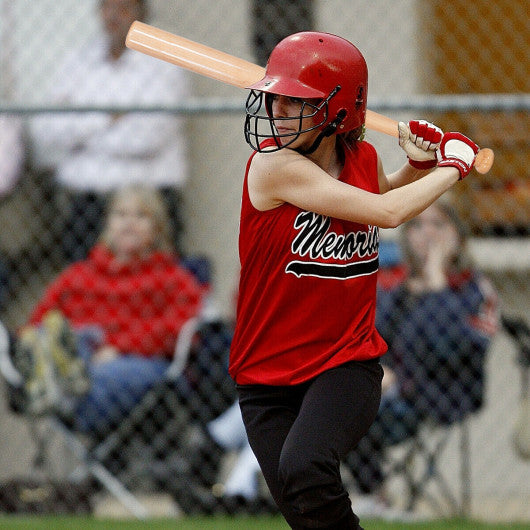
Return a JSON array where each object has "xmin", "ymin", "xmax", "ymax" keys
[
  {"xmin": 206, "ymin": 401, "xmax": 261, "ymax": 500},
  {"xmin": 182, "ymin": 274, "xmax": 276, "ymax": 511},
  {"xmin": 186, "ymin": 394, "xmax": 279, "ymax": 514},
  {"xmin": 0, "ymin": 115, "xmax": 25, "ymax": 310},
  {"xmin": 29, "ymin": 0, "xmax": 190, "ymax": 261},
  {"xmin": 346, "ymin": 199, "xmax": 499, "ymax": 517},
  {"xmin": 10, "ymin": 185, "xmax": 203, "ymax": 434}
]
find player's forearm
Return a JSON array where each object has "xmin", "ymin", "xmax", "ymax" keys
[
  {"xmin": 378, "ymin": 166, "xmax": 459, "ymax": 228},
  {"xmin": 386, "ymin": 162, "xmax": 433, "ymax": 190}
]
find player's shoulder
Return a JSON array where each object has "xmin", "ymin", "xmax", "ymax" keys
[{"xmin": 249, "ymin": 147, "xmax": 299, "ymax": 177}]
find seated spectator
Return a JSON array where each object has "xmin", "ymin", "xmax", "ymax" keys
[
  {"xmin": 29, "ymin": 0, "xmax": 190, "ymax": 261},
  {"xmin": 185, "ymin": 399, "xmax": 277, "ymax": 514},
  {"xmin": 11, "ymin": 185, "xmax": 204, "ymax": 434},
  {"xmin": 346, "ymin": 199, "xmax": 499, "ymax": 517},
  {"xmin": 182, "ymin": 277, "xmax": 277, "ymax": 513}
]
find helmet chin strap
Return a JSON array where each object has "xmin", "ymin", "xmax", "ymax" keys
[{"xmin": 296, "ymin": 109, "xmax": 347, "ymax": 155}]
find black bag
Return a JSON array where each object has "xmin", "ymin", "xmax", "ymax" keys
[{"xmin": 0, "ymin": 478, "xmax": 92, "ymax": 514}]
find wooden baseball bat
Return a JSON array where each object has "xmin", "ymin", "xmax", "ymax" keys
[{"xmin": 126, "ymin": 21, "xmax": 493, "ymax": 174}]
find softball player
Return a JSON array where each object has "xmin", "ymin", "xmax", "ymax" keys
[{"xmin": 229, "ymin": 31, "xmax": 480, "ymax": 529}]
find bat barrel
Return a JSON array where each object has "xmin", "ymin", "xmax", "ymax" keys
[{"xmin": 126, "ymin": 21, "xmax": 265, "ymax": 89}]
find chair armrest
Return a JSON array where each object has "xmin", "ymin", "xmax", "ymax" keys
[
  {"xmin": 0, "ymin": 323, "xmax": 23, "ymax": 387},
  {"xmin": 165, "ymin": 317, "xmax": 202, "ymax": 380}
]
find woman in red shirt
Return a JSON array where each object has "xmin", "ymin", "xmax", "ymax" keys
[
  {"xmin": 17, "ymin": 185, "xmax": 203, "ymax": 431},
  {"xmin": 230, "ymin": 32, "xmax": 481, "ymax": 529}
]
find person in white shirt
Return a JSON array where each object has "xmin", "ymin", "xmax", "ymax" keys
[{"xmin": 30, "ymin": 0, "xmax": 190, "ymax": 260}]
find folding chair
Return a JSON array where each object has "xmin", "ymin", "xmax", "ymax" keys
[
  {"xmin": 83, "ymin": 315, "xmax": 237, "ymax": 516},
  {"xmin": 384, "ymin": 314, "xmax": 528, "ymax": 516},
  {"xmin": 385, "ymin": 416, "xmax": 472, "ymax": 516},
  {"xmin": 0, "ymin": 313, "xmax": 211, "ymax": 517},
  {"xmin": 0, "ymin": 255, "xmax": 237, "ymax": 518}
]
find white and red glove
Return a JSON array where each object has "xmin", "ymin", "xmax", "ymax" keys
[
  {"xmin": 436, "ymin": 132, "xmax": 479, "ymax": 179},
  {"xmin": 398, "ymin": 120, "xmax": 443, "ymax": 169}
]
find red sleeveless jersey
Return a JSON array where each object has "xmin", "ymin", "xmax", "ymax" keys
[{"xmin": 229, "ymin": 141, "xmax": 387, "ymax": 385}]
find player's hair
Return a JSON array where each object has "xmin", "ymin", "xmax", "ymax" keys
[
  {"xmin": 99, "ymin": 185, "xmax": 174, "ymax": 253},
  {"xmin": 401, "ymin": 198, "xmax": 472, "ymax": 275},
  {"xmin": 337, "ymin": 125, "xmax": 365, "ymax": 156}
]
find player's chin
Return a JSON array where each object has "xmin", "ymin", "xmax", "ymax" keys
[
  {"xmin": 275, "ymin": 128, "xmax": 296, "ymax": 141},
  {"xmin": 281, "ymin": 131, "xmax": 313, "ymax": 150}
]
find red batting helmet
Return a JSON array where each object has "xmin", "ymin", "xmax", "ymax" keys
[{"xmin": 244, "ymin": 31, "xmax": 368, "ymax": 152}]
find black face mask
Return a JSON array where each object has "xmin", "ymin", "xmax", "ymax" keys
[{"xmin": 244, "ymin": 87, "xmax": 343, "ymax": 153}]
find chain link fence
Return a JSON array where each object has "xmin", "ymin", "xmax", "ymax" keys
[{"xmin": 0, "ymin": 0, "xmax": 528, "ymax": 522}]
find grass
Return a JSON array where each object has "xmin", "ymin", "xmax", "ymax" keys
[{"xmin": 0, "ymin": 516, "xmax": 529, "ymax": 530}]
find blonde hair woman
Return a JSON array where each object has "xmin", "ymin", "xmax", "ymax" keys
[
  {"xmin": 15, "ymin": 185, "xmax": 203, "ymax": 431},
  {"xmin": 99, "ymin": 185, "xmax": 174, "ymax": 256}
]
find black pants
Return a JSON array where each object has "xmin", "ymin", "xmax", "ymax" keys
[
  {"xmin": 237, "ymin": 359, "xmax": 383, "ymax": 529},
  {"xmin": 345, "ymin": 392, "xmax": 422, "ymax": 494}
]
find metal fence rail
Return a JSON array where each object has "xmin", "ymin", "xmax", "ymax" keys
[{"xmin": 2, "ymin": 93, "xmax": 529, "ymax": 114}]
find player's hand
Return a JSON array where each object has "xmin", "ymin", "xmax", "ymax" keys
[
  {"xmin": 399, "ymin": 120, "xmax": 443, "ymax": 169},
  {"xmin": 436, "ymin": 132, "xmax": 479, "ymax": 179},
  {"xmin": 93, "ymin": 345, "xmax": 120, "ymax": 365},
  {"xmin": 421, "ymin": 232, "xmax": 457, "ymax": 291}
]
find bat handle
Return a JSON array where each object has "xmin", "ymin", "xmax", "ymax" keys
[{"xmin": 365, "ymin": 110, "xmax": 494, "ymax": 174}]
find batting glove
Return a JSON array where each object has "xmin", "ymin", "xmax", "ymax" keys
[
  {"xmin": 399, "ymin": 120, "xmax": 443, "ymax": 169},
  {"xmin": 436, "ymin": 132, "xmax": 479, "ymax": 179}
]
